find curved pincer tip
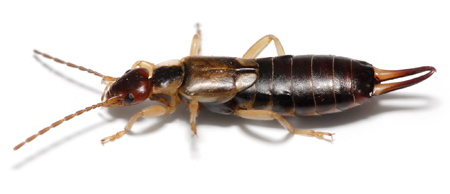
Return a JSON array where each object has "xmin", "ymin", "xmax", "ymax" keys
[{"xmin": 373, "ymin": 66, "xmax": 436, "ymax": 96}]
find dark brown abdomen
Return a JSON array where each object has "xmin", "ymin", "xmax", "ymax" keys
[{"xmin": 233, "ymin": 55, "xmax": 375, "ymax": 116}]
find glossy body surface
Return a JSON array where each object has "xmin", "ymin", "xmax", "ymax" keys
[
  {"xmin": 200, "ymin": 55, "xmax": 376, "ymax": 116},
  {"xmin": 13, "ymin": 27, "xmax": 436, "ymax": 151}
]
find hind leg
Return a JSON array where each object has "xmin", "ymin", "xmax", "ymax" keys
[
  {"xmin": 235, "ymin": 110, "xmax": 334, "ymax": 140},
  {"xmin": 243, "ymin": 34, "xmax": 286, "ymax": 59}
]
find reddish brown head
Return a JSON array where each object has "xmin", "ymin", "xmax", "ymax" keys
[
  {"xmin": 106, "ymin": 68, "xmax": 153, "ymax": 106},
  {"xmin": 14, "ymin": 51, "xmax": 160, "ymax": 151}
]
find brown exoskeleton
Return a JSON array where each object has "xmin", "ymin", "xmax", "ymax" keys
[{"xmin": 14, "ymin": 25, "xmax": 436, "ymax": 150}]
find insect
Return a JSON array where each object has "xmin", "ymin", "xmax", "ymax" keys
[{"xmin": 14, "ymin": 25, "xmax": 436, "ymax": 150}]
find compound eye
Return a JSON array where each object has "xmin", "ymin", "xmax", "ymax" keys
[
  {"xmin": 124, "ymin": 93, "xmax": 134, "ymax": 104},
  {"xmin": 125, "ymin": 69, "xmax": 131, "ymax": 74}
]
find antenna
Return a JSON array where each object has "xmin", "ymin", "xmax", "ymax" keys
[
  {"xmin": 34, "ymin": 50, "xmax": 116, "ymax": 82},
  {"xmin": 14, "ymin": 96, "xmax": 120, "ymax": 150}
]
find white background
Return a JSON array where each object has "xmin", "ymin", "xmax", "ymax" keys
[{"xmin": 1, "ymin": 1, "xmax": 449, "ymax": 193}]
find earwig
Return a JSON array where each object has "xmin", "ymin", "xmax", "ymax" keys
[{"xmin": 14, "ymin": 25, "xmax": 436, "ymax": 150}]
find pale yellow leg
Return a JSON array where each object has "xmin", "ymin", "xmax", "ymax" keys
[
  {"xmin": 130, "ymin": 61, "xmax": 155, "ymax": 76},
  {"xmin": 188, "ymin": 100, "xmax": 200, "ymax": 135},
  {"xmin": 235, "ymin": 110, "xmax": 334, "ymax": 140},
  {"xmin": 101, "ymin": 105, "xmax": 170, "ymax": 145},
  {"xmin": 101, "ymin": 82, "xmax": 114, "ymax": 101},
  {"xmin": 243, "ymin": 34, "xmax": 286, "ymax": 59},
  {"xmin": 190, "ymin": 23, "xmax": 202, "ymax": 56},
  {"xmin": 101, "ymin": 76, "xmax": 117, "ymax": 84}
]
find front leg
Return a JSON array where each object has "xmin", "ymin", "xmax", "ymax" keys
[
  {"xmin": 101, "ymin": 105, "xmax": 171, "ymax": 145},
  {"xmin": 130, "ymin": 61, "xmax": 155, "ymax": 75}
]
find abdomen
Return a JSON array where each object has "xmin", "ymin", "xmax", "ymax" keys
[{"xmin": 232, "ymin": 55, "xmax": 376, "ymax": 116}]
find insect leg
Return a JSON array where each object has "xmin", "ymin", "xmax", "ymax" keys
[
  {"xmin": 235, "ymin": 110, "xmax": 334, "ymax": 140},
  {"xmin": 101, "ymin": 105, "xmax": 171, "ymax": 145},
  {"xmin": 242, "ymin": 35, "xmax": 286, "ymax": 59},
  {"xmin": 188, "ymin": 100, "xmax": 200, "ymax": 135},
  {"xmin": 189, "ymin": 23, "xmax": 202, "ymax": 56},
  {"xmin": 101, "ymin": 82, "xmax": 114, "ymax": 101},
  {"xmin": 130, "ymin": 61, "xmax": 155, "ymax": 75}
]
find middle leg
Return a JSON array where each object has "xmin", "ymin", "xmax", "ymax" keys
[
  {"xmin": 188, "ymin": 100, "xmax": 200, "ymax": 135},
  {"xmin": 189, "ymin": 23, "xmax": 202, "ymax": 56}
]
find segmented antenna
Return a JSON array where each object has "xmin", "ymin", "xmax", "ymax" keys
[
  {"xmin": 13, "ymin": 97, "xmax": 120, "ymax": 150},
  {"xmin": 33, "ymin": 50, "xmax": 116, "ymax": 82}
]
